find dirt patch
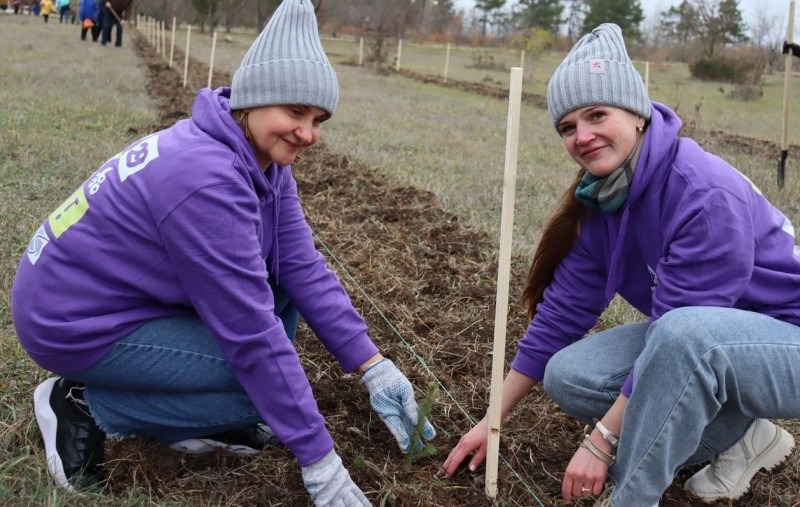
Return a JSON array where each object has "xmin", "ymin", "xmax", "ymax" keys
[{"xmin": 105, "ymin": 33, "xmax": 798, "ymax": 506}]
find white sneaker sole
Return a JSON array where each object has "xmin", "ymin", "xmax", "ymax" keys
[
  {"xmin": 33, "ymin": 378, "xmax": 75, "ymax": 492},
  {"xmin": 692, "ymin": 426, "xmax": 795, "ymax": 502},
  {"xmin": 168, "ymin": 438, "xmax": 261, "ymax": 456}
]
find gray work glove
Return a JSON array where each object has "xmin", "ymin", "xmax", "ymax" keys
[
  {"xmin": 361, "ymin": 359, "xmax": 436, "ymax": 453},
  {"xmin": 301, "ymin": 449, "xmax": 371, "ymax": 506}
]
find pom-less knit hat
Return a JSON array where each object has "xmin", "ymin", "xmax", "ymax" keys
[
  {"xmin": 547, "ymin": 23, "xmax": 650, "ymax": 130},
  {"xmin": 230, "ymin": 0, "xmax": 338, "ymax": 116}
]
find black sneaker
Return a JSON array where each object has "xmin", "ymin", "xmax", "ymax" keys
[
  {"xmin": 169, "ymin": 423, "xmax": 281, "ymax": 456},
  {"xmin": 33, "ymin": 378, "xmax": 107, "ymax": 492}
]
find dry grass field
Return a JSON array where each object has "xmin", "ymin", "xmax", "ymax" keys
[{"xmin": 2, "ymin": 13, "xmax": 800, "ymax": 507}]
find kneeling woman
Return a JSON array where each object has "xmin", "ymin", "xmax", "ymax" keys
[{"xmin": 440, "ymin": 23, "xmax": 800, "ymax": 506}]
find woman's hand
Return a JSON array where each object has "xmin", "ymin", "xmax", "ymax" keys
[
  {"xmin": 561, "ymin": 433, "xmax": 611, "ymax": 502},
  {"xmin": 438, "ymin": 416, "xmax": 489, "ymax": 477}
]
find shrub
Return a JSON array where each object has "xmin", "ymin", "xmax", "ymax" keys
[{"xmin": 689, "ymin": 50, "xmax": 766, "ymax": 86}]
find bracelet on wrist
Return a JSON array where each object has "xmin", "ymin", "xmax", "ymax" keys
[
  {"xmin": 580, "ymin": 434, "xmax": 615, "ymax": 466},
  {"xmin": 593, "ymin": 418, "xmax": 619, "ymax": 448}
]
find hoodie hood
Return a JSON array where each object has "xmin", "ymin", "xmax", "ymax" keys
[{"xmin": 602, "ymin": 101, "xmax": 682, "ymax": 302}]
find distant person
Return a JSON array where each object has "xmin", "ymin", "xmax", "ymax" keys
[
  {"xmin": 99, "ymin": 0, "xmax": 132, "ymax": 48},
  {"xmin": 31, "ymin": 0, "xmax": 41, "ymax": 16},
  {"xmin": 39, "ymin": 0, "xmax": 56, "ymax": 22},
  {"xmin": 12, "ymin": 0, "xmax": 21, "ymax": 14},
  {"xmin": 57, "ymin": 0, "xmax": 69, "ymax": 23},
  {"xmin": 440, "ymin": 23, "xmax": 800, "ymax": 507},
  {"xmin": 79, "ymin": 0, "xmax": 101, "ymax": 42},
  {"xmin": 13, "ymin": 0, "xmax": 435, "ymax": 503}
]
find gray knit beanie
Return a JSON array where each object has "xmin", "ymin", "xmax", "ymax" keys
[
  {"xmin": 547, "ymin": 23, "xmax": 650, "ymax": 130},
  {"xmin": 230, "ymin": 0, "xmax": 338, "ymax": 116}
]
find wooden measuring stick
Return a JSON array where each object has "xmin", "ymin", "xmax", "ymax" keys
[{"xmin": 485, "ymin": 66, "xmax": 523, "ymax": 500}]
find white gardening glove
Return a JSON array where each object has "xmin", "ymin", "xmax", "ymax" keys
[
  {"xmin": 301, "ymin": 449, "xmax": 371, "ymax": 506},
  {"xmin": 361, "ymin": 359, "xmax": 436, "ymax": 453}
]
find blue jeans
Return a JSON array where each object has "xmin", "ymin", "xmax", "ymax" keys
[
  {"xmin": 543, "ymin": 306, "xmax": 800, "ymax": 506},
  {"xmin": 59, "ymin": 280, "xmax": 299, "ymax": 444}
]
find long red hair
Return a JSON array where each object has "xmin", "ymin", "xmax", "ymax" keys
[{"xmin": 521, "ymin": 167, "xmax": 589, "ymax": 319}]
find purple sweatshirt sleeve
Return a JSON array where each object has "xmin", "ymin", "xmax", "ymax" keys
[
  {"xmin": 158, "ymin": 181, "xmax": 333, "ymax": 467},
  {"xmin": 511, "ymin": 222, "xmax": 608, "ymax": 381},
  {"xmin": 272, "ymin": 171, "xmax": 379, "ymax": 372}
]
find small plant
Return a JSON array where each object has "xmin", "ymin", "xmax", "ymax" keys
[
  {"xmin": 353, "ymin": 454, "xmax": 366, "ymax": 470},
  {"xmin": 404, "ymin": 382, "xmax": 439, "ymax": 468}
]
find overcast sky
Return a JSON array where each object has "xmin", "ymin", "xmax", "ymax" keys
[{"xmin": 452, "ymin": 0, "xmax": 794, "ymax": 34}]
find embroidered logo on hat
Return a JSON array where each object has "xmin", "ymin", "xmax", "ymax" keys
[{"xmin": 590, "ymin": 59, "xmax": 605, "ymax": 74}]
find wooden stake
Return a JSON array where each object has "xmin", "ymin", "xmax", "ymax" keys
[
  {"xmin": 444, "ymin": 42, "xmax": 451, "ymax": 82},
  {"xmin": 644, "ymin": 61, "xmax": 650, "ymax": 92},
  {"xmin": 779, "ymin": 0, "xmax": 796, "ymax": 188},
  {"xmin": 396, "ymin": 38, "xmax": 403, "ymax": 72},
  {"xmin": 169, "ymin": 18, "xmax": 176, "ymax": 69},
  {"xmin": 208, "ymin": 31, "xmax": 218, "ymax": 89},
  {"xmin": 183, "ymin": 25, "xmax": 191, "ymax": 88},
  {"xmin": 519, "ymin": 49, "xmax": 525, "ymax": 69},
  {"xmin": 358, "ymin": 37, "xmax": 364, "ymax": 66},
  {"xmin": 485, "ymin": 66, "xmax": 523, "ymax": 500}
]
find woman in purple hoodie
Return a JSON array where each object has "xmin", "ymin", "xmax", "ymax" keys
[
  {"xmin": 12, "ymin": 0, "xmax": 434, "ymax": 503},
  {"xmin": 440, "ymin": 23, "xmax": 800, "ymax": 507}
]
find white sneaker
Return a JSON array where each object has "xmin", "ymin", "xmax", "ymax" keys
[{"xmin": 684, "ymin": 419, "xmax": 795, "ymax": 502}]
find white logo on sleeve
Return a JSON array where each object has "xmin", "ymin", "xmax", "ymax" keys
[
  {"xmin": 118, "ymin": 134, "xmax": 160, "ymax": 182},
  {"xmin": 26, "ymin": 224, "xmax": 50, "ymax": 265}
]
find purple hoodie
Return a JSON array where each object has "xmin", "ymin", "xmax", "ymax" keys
[
  {"xmin": 511, "ymin": 102, "xmax": 800, "ymax": 396},
  {"xmin": 12, "ymin": 87, "xmax": 379, "ymax": 466}
]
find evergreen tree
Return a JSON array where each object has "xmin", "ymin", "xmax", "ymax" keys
[
  {"xmin": 475, "ymin": 0, "xmax": 506, "ymax": 35},
  {"xmin": 581, "ymin": 0, "xmax": 644, "ymax": 41},
  {"xmin": 657, "ymin": 0, "xmax": 698, "ymax": 45},
  {"xmin": 516, "ymin": 0, "xmax": 564, "ymax": 34}
]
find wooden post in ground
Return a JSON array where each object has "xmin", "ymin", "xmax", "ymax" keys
[
  {"xmin": 485, "ymin": 66, "xmax": 523, "ymax": 500},
  {"xmin": 169, "ymin": 18, "xmax": 176, "ymax": 69},
  {"xmin": 644, "ymin": 61, "xmax": 650, "ymax": 92},
  {"xmin": 779, "ymin": 0, "xmax": 796, "ymax": 188},
  {"xmin": 444, "ymin": 42, "xmax": 451, "ymax": 82},
  {"xmin": 358, "ymin": 37, "xmax": 364, "ymax": 66},
  {"xmin": 208, "ymin": 31, "xmax": 218, "ymax": 89},
  {"xmin": 519, "ymin": 49, "xmax": 525, "ymax": 69},
  {"xmin": 396, "ymin": 38, "xmax": 403, "ymax": 72},
  {"xmin": 182, "ymin": 25, "xmax": 191, "ymax": 88}
]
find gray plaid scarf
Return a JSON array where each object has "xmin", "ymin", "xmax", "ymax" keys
[{"xmin": 574, "ymin": 136, "xmax": 644, "ymax": 213}]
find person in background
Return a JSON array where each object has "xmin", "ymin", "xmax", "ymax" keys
[
  {"xmin": 12, "ymin": 0, "xmax": 21, "ymax": 14},
  {"xmin": 99, "ymin": 0, "xmax": 132, "ymax": 48},
  {"xmin": 440, "ymin": 23, "xmax": 800, "ymax": 507},
  {"xmin": 79, "ymin": 0, "xmax": 101, "ymax": 42},
  {"xmin": 57, "ymin": 0, "xmax": 69, "ymax": 23},
  {"xmin": 13, "ymin": 0, "xmax": 435, "ymax": 504},
  {"xmin": 32, "ymin": 0, "xmax": 41, "ymax": 16},
  {"xmin": 39, "ymin": 0, "xmax": 56, "ymax": 22}
]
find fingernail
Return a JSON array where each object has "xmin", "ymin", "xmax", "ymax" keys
[{"xmin": 469, "ymin": 465, "xmax": 475, "ymax": 471}]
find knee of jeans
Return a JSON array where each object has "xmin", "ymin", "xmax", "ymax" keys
[
  {"xmin": 543, "ymin": 354, "xmax": 579, "ymax": 407},
  {"xmin": 644, "ymin": 307, "xmax": 717, "ymax": 361}
]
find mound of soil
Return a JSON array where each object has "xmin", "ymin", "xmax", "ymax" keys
[{"xmin": 108, "ymin": 33, "xmax": 795, "ymax": 506}]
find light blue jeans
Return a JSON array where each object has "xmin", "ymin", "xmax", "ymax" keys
[
  {"xmin": 543, "ymin": 306, "xmax": 800, "ymax": 506},
  {"xmin": 59, "ymin": 280, "xmax": 299, "ymax": 443}
]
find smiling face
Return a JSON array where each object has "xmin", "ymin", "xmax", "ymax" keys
[
  {"xmin": 245, "ymin": 104, "xmax": 330, "ymax": 167},
  {"xmin": 557, "ymin": 106, "xmax": 645, "ymax": 177}
]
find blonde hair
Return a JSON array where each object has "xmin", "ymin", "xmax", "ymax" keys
[{"xmin": 230, "ymin": 109, "xmax": 304, "ymax": 164}]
